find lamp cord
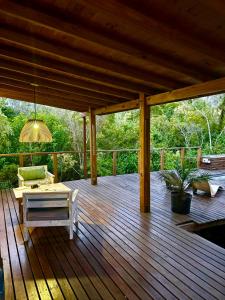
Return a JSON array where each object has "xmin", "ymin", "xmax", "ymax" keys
[{"xmin": 34, "ymin": 86, "xmax": 37, "ymax": 120}]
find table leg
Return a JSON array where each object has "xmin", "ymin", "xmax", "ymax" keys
[{"xmin": 18, "ymin": 198, "xmax": 23, "ymax": 223}]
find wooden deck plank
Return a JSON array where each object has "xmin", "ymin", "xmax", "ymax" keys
[
  {"xmin": 1, "ymin": 173, "xmax": 225, "ymax": 299},
  {"xmin": 74, "ymin": 182, "xmax": 225, "ymax": 299},
  {"xmin": 79, "ymin": 195, "xmax": 225, "ymax": 298},
  {"xmin": 0, "ymin": 191, "xmax": 15, "ymax": 300}
]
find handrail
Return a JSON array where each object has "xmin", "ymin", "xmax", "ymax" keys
[{"xmin": 0, "ymin": 146, "xmax": 202, "ymax": 180}]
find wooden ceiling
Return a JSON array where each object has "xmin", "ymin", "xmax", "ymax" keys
[{"xmin": 0, "ymin": 0, "xmax": 225, "ymax": 111}]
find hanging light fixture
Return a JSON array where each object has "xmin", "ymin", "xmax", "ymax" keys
[{"xmin": 19, "ymin": 83, "xmax": 52, "ymax": 142}]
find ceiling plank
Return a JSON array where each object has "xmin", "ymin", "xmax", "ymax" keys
[
  {"xmin": 0, "ymin": 59, "xmax": 136, "ymax": 99},
  {"xmin": 0, "ymin": 83, "xmax": 108, "ymax": 108},
  {"xmin": 0, "ymin": 27, "xmax": 185, "ymax": 90},
  {"xmin": 0, "ymin": 0, "xmax": 210, "ymax": 82},
  {"xmin": 0, "ymin": 88, "xmax": 88, "ymax": 111},
  {"xmin": 0, "ymin": 45, "xmax": 158, "ymax": 93},
  {"xmin": 0, "ymin": 73, "xmax": 124, "ymax": 103}
]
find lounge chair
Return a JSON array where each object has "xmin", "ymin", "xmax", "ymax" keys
[{"xmin": 192, "ymin": 181, "xmax": 222, "ymax": 197}]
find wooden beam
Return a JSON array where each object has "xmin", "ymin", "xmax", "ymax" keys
[
  {"xmin": 89, "ymin": 108, "xmax": 97, "ymax": 185},
  {"xmin": 0, "ymin": 88, "xmax": 88, "ymax": 111},
  {"xmin": 0, "ymin": 84, "xmax": 95, "ymax": 108},
  {"xmin": 95, "ymin": 99, "xmax": 139, "ymax": 115},
  {"xmin": 139, "ymin": 93, "xmax": 150, "ymax": 213},
  {"xmin": 0, "ymin": 27, "xmax": 183, "ymax": 90},
  {"xmin": 0, "ymin": 45, "xmax": 158, "ymax": 94},
  {"xmin": 0, "ymin": 1, "xmax": 208, "ymax": 82},
  {"xmin": 0, "ymin": 78, "xmax": 120, "ymax": 106},
  {"xmin": 0, "ymin": 60, "xmax": 136, "ymax": 99},
  {"xmin": 0, "ymin": 70, "xmax": 126, "ymax": 103},
  {"xmin": 95, "ymin": 76, "xmax": 225, "ymax": 115},
  {"xmin": 147, "ymin": 76, "xmax": 225, "ymax": 105}
]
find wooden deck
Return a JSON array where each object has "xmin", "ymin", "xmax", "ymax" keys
[{"xmin": 1, "ymin": 173, "xmax": 225, "ymax": 299}]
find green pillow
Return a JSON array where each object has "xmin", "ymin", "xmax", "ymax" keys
[{"xmin": 20, "ymin": 167, "xmax": 46, "ymax": 181}]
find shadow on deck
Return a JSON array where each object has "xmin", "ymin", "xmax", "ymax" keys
[{"xmin": 1, "ymin": 173, "xmax": 225, "ymax": 299}]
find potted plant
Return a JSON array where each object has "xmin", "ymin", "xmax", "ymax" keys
[{"xmin": 160, "ymin": 163, "xmax": 212, "ymax": 214}]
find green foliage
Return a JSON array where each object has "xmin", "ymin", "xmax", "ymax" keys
[
  {"xmin": 0, "ymin": 163, "xmax": 18, "ymax": 189},
  {"xmin": 1, "ymin": 94, "xmax": 225, "ymax": 185}
]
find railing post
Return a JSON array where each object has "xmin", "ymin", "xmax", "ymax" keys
[
  {"xmin": 113, "ymin": 151, "xmax": 117, "ymax": 176},
  {"xmin": 160, "ymin": 149, "xmax": 165, "ymax": 170},
  {"xmin": 89, "ymin": 108, "xmax": 97, "ymax": 185},
  {"xmin": 82, "ymin": 113, "xmax": 87, "ymax": 178},
  {"xmin": 52, "ymin": 153, "xmax": 58, "ymax": 183},
  {"xmin": 19, "ymin": 154, "xmax": 24, "ymax": 167},
  {"xmin": 197, "ymin": 147, "xmax": 202, "ymax": 168},
  {"xmin": 180, "ymin": 147, "xmax": 185, "ymax": 167}
]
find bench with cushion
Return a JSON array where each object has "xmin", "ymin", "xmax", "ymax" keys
[{"xmin": 18, "ymin": 165, "xmax": 54, "ymax": 187}]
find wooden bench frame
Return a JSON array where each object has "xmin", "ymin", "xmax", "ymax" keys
[{"xmin": 23, "ymin": 190, "xmax": 79, "ymax": 241}]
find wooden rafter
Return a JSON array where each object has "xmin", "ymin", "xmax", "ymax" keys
[
  {"xmin": 0, "ymin": 77, "xmax": 124, "ymax": 105},
  {"xmin": 0, "ymin": 0, "xmax": 212, "ymax": 82},
  {"xmin": 0, "ymin": 27, "xmax": 185, "ymax": 90},
  {"xmin": 0, "ymin": 60, "xmax": 136, "ymax": 99},
  {"xmin": 0, "ymin": 45, "xmax": 157, "ymax": 93}
]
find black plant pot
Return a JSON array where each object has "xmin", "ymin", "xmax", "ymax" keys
[{"xmin": 171, "ymin": 191, "xmax": 192, "ymax": 214}]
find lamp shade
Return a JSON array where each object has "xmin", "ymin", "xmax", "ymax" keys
[{"xmin": 19, "ymin": 119, "xmax": 52, "ymax": 142}]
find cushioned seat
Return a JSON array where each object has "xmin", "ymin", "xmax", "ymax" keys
[{"xmin": 18, "ymin": 165, "xmax": 54, "ymax": 187}]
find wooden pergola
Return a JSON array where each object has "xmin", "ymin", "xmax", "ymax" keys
[{"xmin": 1, "ymin": 0, "xmax": 225, "ymax": 212}]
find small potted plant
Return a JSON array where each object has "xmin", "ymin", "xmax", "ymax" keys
[{"xmin": 160, "ymin": 163, "xmax": 212, "ymax": 214}]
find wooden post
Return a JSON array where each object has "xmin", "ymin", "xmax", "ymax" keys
[
  {"xmin": 180, "ymin": 147, "xmax": 185, "ymax": 167},
  {"xmin": 113, "ymin": 151, "xmax": 117, "ymax": 176},
  {"xmin": 89, "ymin": 108, "xmax": 97, "ymax": 185},
  {"xmin": 160, "ymin": 149, "xmax": 165, "ymax": 170},
  {"xmin": 139, "ymin": 93, "xmax": 150, "ymax": 213},
  {"xmin": 19, "ymin": 154, "xmax": 24, "ymax": 167},
  {"xmin": 52, "ymin": 153, "xmax": 58, "ymax": 183},
  {"xmin": 82, "ymin": 113, "xmax": 87, "ymax": 178},
  {"xmin": 197, "ymin": 147, "xmax": 202, "ymax": 168}
]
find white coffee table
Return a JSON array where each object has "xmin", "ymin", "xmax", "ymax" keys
[{"xmin": 13, "ymin": 183, "xmax": 71, "ymax": 223}]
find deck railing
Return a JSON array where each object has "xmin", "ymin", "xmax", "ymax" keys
[{"xmin": 0, "ymin": 146, "xmax": 202, "ymax": 181}]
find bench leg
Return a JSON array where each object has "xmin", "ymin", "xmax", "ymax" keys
[
  {"xmin": 24, "ymin": 226, "xmax": 29, "ymax": 242},
  {"xmin": 69, "ymin": 224, "xmax": 73, "ymax": 239}
]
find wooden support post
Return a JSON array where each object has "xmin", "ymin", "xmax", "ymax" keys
[
  {"xmin": 89, "ymin": 108, "xmax": 97, "ymax": 185},
  {"xmin": 160, "ymin": 149, "xmax": 165, "ymax": 170},
  {"xmin": 52, "ymin": 153, "xmax": 58, "ymax": 183},
  {"xmin": 139, "ymin": 93, "xmax": 150, "ymax": 213},
  {"xmin": 180, "ymin": 147, "xmax": 185, "ymax": 167},
  {"xmin": 19, "ymin": 154, "xmax": 24, "ymax": 167},
  {"xmin": 82, "ymin": 113, "xmax": 87, "ymax": 178},
  {"xmin": 113, "ymin": 151, "xmax": 117, "ymax": 176},
  {"xmin": 197, "ymin": 147, "xmax": 202, "ymax": 168}
]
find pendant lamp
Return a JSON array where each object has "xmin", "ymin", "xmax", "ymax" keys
[{"xmin": 19, "ymin": 84, "xmax": 52, "ymax": 143}]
